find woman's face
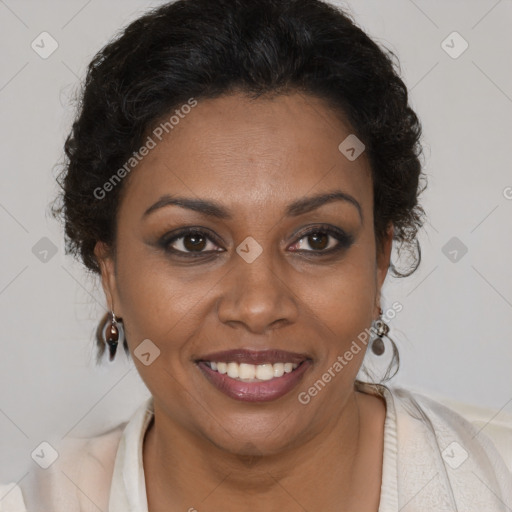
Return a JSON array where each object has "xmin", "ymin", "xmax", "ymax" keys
[{"xmin": 96, "ymin": 91, "xmax": 392, "ymax": 455}]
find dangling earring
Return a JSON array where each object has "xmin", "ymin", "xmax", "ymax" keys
[
  {"xmin": 102, "ymin": 310, "xmax": 124, "ymax": 361},
  {"xmin": 370, "ymin": 307, "xmax": 389, "ymax": 356}
]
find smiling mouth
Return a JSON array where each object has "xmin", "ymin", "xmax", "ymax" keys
[{"xmin": 194, "ymin": 349, "xmax": 312, "ymax": 402}]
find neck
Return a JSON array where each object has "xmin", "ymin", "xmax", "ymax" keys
[{"xmin": 142, "ymin": 390, "xmax": 381, "ymax": 512}]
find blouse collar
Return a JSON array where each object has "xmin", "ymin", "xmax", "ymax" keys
[{"xmin": 108, "ymin": 395, "xmax": 154, "ymax": 512}]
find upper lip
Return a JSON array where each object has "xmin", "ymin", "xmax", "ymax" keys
[{"xmin": 196, "ymin": 349, "xmax": 311, "ymax": 365}]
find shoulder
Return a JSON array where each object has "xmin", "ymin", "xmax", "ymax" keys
[
  {"xmin": 1, "ymin": 423, "xmax": 126, "ymax": 512},
  {"xmin": 0, "ymin": 482, "xmax": 26, "ymax": 512},
  {"xmin": 386, "ymin": 385, "xmax": 512, "ymax": 505},
  {"xmin": 390, "ymin": 385, "xmax": 511, "ymax": 462}
]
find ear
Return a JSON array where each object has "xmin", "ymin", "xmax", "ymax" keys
[
  {"xmin": 94, "ymin": 241, "xmax": 122, "ymax": 315},
  {"xmin": 374, "ymin": 223, "xmax": 394, "ymax": 314}
]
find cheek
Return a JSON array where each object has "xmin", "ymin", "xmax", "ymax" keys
[
  {"xmin": 321, "ymin": 272, "xmax": 374, "ymax": 333},
  {"xmin": 310, "ymin": 242, "xmax": 377, "ymax": 351},
  {"xmin": 114, "ymin": 256, "xmax": 213, "ymax": 402},
  {"xmin": 113, "ymin": 242, "xmax": 205, "ymax": 356}
]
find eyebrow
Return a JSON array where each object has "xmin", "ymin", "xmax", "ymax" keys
[{"xmin": 142, "ymin": 190, "xmax": 363, "ymax": 222}]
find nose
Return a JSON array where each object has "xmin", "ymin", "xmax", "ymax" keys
[{"xmin": 216, "ymin": 245, "xmax": 299, "ymax": 334}]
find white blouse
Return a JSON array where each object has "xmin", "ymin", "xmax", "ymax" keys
[{"xmin": 1, "ymin": 383, "xmax": 511, "ymax": 511}]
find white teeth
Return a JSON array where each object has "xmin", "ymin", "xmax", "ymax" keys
[
  {"xmin": 239, "ymin": 363, "xmax": 256, "ymax": 380},
  {"xmin": 273, "ymin": 362, "xmax": 285, "ymax": 378},
  {"xmin": 284, "ymin": 363, "xmax": 294, "ymax": 373},
  {"xmin": 206, "ymin": 361, "xmax": 300, "ymax": 381},
  {"xmin": 255, "ymin": 364, "xmax": 274, "ymax": 381},
  {"xmin": 227, "ymin": 362, "xmax": 239, "ymax": 379}
]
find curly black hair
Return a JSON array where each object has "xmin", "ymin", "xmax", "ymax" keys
[{"xmin": 52, "ymin": 0, "xmax": 426, "ymax": 376}]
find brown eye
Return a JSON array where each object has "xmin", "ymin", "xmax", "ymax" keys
[
  {"xmin": 182, "ymin": 232, "xmax": 207, "ymax": 252},
  {"xmin": 161, "ymin": 229, "xmax": 222, "ymax": 256},
  {"xmin": 289, "ymin": 225, "xmax": 354, "ymax": 255},
  {"xmin": 307, "ymin": 232, "xmax": 329, "ymax": 250}
]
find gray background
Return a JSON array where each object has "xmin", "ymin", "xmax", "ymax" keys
[{"xmin": 1, "ymin": 0, "xmax": 511, "ymax": 481}]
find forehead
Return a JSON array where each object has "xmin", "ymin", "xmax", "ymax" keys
[{"xmin": 120, "ymin": 92, "xmax": 372, "ymax": 216}]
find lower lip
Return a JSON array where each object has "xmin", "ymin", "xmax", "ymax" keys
[{"xmin": 197, "ymin": 360, "xmax": 312, "ymax": 402}]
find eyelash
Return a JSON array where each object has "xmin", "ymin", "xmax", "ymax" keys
[{"xmin": 158, "ymin": 224, "xmax": 354, "ymax": 259}]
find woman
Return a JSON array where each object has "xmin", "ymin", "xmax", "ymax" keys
[{"xmin": 1, "ymin": 0, "xmax": 510, "ymax": 510}]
